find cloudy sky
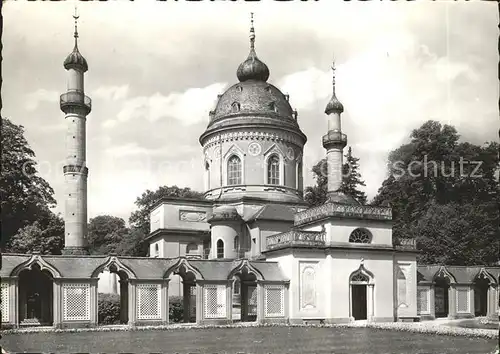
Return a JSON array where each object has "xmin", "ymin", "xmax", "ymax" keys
[{"xmin": 3, "ymin": 1, "xmax": 498, "ymax": 222}]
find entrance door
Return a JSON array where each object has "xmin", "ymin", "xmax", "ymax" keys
[
  {"xmin": 434, "ymin": 286, "xmax": 449, "ymax": 318},
  {"xmin": 351, "ymin": 285, "xmax": 367, "ymax": 320}
]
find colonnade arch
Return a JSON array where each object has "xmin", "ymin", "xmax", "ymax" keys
[
  {"xmin": 432, "ymin": 268, "xmax": 456, "ymax": 318},
  {"xmin": 228, "ymin": 260, "xmax": 263, "ymax": 322}
]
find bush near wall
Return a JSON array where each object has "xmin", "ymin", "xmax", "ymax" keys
[
  {"xmin": 169, "ymin": 296, "xmax": 184, "ymax": 323},
  {"xmin": 98, "ymin": 293, "xmax": 121, "ymax": 325}
]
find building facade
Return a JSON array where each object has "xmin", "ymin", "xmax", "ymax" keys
[{"xmin": 1, "ymin": 14, "xmax": 498, "ymax": 329}]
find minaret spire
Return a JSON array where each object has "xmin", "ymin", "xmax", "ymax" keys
[
  {"xmin": 250, "ymin": 12, "xmax": 255, "ymax": 51},
  {"xmin": 236, "ymin": 12, "xmax": 270, "ymax": 82},
  {"xmin": 73, "ymin": 6, "xmax": 79, "ymax": 49},
  {"xmin": 322, "ymin": 60, "xmax": 358, "ymax": 205},
  {"xmin": 60, "ymin": 7, "xmax": 92, "ymax": 255}
]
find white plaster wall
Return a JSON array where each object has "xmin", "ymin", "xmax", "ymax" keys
[{"xmin": 267, "ymin": 250, "xmax": 396, "ymax": 321}]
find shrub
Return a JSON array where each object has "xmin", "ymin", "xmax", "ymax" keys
[
  {"xmin": 169, "ymin": 296, "xmax": 184, "ymax": 323},
  {"xmin": 98, "ymin": 293, "xmax": 121, "ymax": 325}
]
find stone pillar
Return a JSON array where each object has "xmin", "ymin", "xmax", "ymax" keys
[
  {"xmin": 429, "ymin": 285, "xmax": 436, "ymax": 319},
  {"xmin": 90, "ymin": 279, "xmax": 98, "ymax": 327},
  {"xmin": 367, "ymin": 284, "xmax": 375, "ymax": 321},
  {"xmin": 448, "ymin": 285, "xmax": 457, "ymax": 319},
  {"xmin": 226, "ymin": 280, "xmax": 233, "ymax": 322},
  {"xmin": 183, "ymin": 282, "xmax": 191, "ymax": 323},
  {"xmin": 128, "ymin": 280, "xmax": 136, "ymax": 326},
  {"xmin": 468, "ymin": 286, "xmax": 475, "ymax": 316},
  {"xmin": 487, "ymin": 285, "xmax": 498, "ymax": 320},
  {"xmin": 162, "ymin": 279, "xmax": 170, "ymax": 325},
  {"xmin": 52, "ymin": 280, "xmax": 61, "ymax": 328},
  {"xmin": 196, "ymin": 283, "xmax": 203, "ymax": 325},
  {"xmin": 257, "ymin": 281, "xmax": 265, "ymax": 323}
]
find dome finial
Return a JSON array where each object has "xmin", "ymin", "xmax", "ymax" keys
[
  {"xmin": 73, "ymin": 5, "xmax": 79, "ymax": 48},
  {"xmin": 64, "ymin": 6, "xmax": 88, "ymax": 72},
  {"xmin": 236, "ymin": 13, "xmax": 270, "ymax": 82},
  {"xmin": 325, "ymin": 59, "xmax": 344, "ymax": 114},
  {"xmin": 250, "ymin": 12, "xmax": 255, "ymax": 51}
]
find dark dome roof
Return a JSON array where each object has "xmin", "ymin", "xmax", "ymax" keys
[
  {"xmin": 325, "ymin": 94, "xmax": 344, "ymax": 114},
  {"xmin": 237, "ymin": 49, "xmax": 270, "ymax": 82},
  {"xmin": 212, "ymin": 81, "xmax": 293, "ymax": 121},
  {"xmin": 64, "ymin": 45, "xmax": 88, "ymax": 72}
]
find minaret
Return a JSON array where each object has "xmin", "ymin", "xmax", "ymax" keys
[
  {"xmin": 60, "ymin": 8, "xmax": 91, "ymax": 255},
  {"xmin": 322, "ymin": 62, "xmax": 357, "ymax": 204}
]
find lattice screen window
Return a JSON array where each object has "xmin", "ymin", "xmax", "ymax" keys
[
  {"xmin": 63, "ymin": 283, "xmax": 91, "ymax": 321},
  {"xmin": 137, "ymin": 284, "xmax": 161, "ymax": 320},
  {"xmin": 417, "ymin": 288, "xmax": 429, "ymax": 314},
  {"xmin": 264, "ymin": 285, "xmax": 285, "ymax": 318},
  {"xmin": 1, "ymin": 283, "xmax": 9, "ymax": 323},
  {"xmin": 204, "ymin": 285, "xmax": 226, "ymax": 319},
  {"xmin": 456, "ymin": 288, "xmax": 469, "ymax": 313},
  {"xmin": 248, "ymin": 285, "xmax": 258, "ymax": 315}
]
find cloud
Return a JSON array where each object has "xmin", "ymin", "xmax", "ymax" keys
[
  {"xmin": 25, "ymin": 89, "xmax": 59, "ymax": 111},
  {"xmin": 113, "ymin": 83, "xmax": 227, "ymax": 126},
  {"xmin": 92, "ymin": 85, "xmax": 130, "ymax": 101}
]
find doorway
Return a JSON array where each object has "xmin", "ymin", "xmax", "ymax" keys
[
  {"xmin": 351, "ymin": 284, "xmax": 367, "ymax": 320},
  {"xmin": 434, "ymin": 277, "xmax": 450, "ymax": 318}
]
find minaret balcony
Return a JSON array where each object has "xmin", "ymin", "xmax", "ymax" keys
[
  {"xmin": 60, "ymin": 91, "xmax": 92, "ymax": 115},
  {"xmin": 322, "ymin": 130, "xmax": 347, "ymax": 149}
]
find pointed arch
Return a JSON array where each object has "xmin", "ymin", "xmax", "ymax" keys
[
  {"xmin": 10, "ymin": 254, "xmax": 62, "ymax": 278},
  {"xmin": 349, "ymin": 264, "xmax": 374, "ymax": 284},
  {"xmin": 91, "ymin": 256, "xmax": 137, "ymax": 279},
  {"xmin": 263, "ymin": 144, "xmax": 285, "ymax": 185},
  {"xmin": 433, "ymin": 266, "xmax": 457, "ymax": 284},
  {"xmin": 163, "ymin": 257, "xmax": 204, "ymax": 281},
  {"xmin": 227, "ymin": 259, "xmax": 264, "ymax": 281},
  {"xmin": 474, "ymin": 268, "xmax": 497, "ymax": 284}
]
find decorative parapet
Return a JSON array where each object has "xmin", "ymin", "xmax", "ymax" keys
[
  {"xmin": 266, "ymin": 230, "xmax": 326, "ymax": 250},
  {"xmin": 394, "ymin": 238, "xmax": 417, "ymax": 250},
  {"xmin": 322, "ymin": 131, "xmax": 347, "ymax": 149},
  {"xmin": 60, "ymin": 91, "xmax": 92, "ymax": 115},
  {"xmin": 294, "ymin": 202, "xmax": 392, "ymax": 225}
]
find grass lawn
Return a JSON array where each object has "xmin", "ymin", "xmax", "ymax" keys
[{"xmin": 1, "ymin": 326, "xmax": 497, "ymax": 353}]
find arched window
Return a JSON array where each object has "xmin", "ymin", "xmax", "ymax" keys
[
  {"xmin": 267, "ymin": 155, "xmax": 280, "ymax": 185},
  {"xmin": 154, "ymin": 244, "xmax": 159, "ymax": 258},
  {"xmin": 234, "ymin": 236, "xmax": 239, "ymax": 253},
  {"xmin": 231, "ymin": 102, "xmax": 240, "ymax": 113},
  {"xmin": 216, "ymin": 239, "xmax": 224, "ymax": 259},
  {"xmin": 349, "ymin": 228, "xmax": 372, "ymax": 243},
  {"xmin": 227, "ymin": 155, "xmax": 242, "ymax": 185},
  {"xmin": 296, "ymin": 161, "xmax": 303, "ymax": 190}
]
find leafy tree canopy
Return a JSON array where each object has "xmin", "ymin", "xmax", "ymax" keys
[
  {"xmin": 1, "ymin": 118, "xmax": 57, "ymax": 248},
  {"xmin": 372, "ymin": 120, "xmax": 499, "ymax": 266}
]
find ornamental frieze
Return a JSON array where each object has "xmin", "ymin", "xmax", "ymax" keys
[
  {"xmin": 202, "ymin": 130, "xmax": 304, "ymax": 150},
  {"xmin": 294, "ymin": 202, "xmax": 392, "ymax": 225},
  {"xmin": 179, "ymin": 210, "xmax": 207, "ymax": 223}
]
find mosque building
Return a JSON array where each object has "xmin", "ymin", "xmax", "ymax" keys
[{"xmin": 1, "ymin": 14, "xmax": 498, "ymax": 329}]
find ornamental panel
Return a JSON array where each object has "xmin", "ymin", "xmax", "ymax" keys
[
  {"xmin": 179, "ymin": 210, "xmax": 207, "ymax": 223},
  {"xmin": 300, "ymin": 262, "xmax": 317, "ymax": 310},
  {"xmin": 264, "ymin": 285, "xmax": 285, "ymax": 318},
  {"xmin": 203, "ymin": 285, "xmax": 227, "ymax": 319},
  {"xmin": 1, "ymin": 283, "xmax": 9, "ymax": 323},
  {"xmin": 137, "ymin": 284, "xmax": 161, "ymax": 320},
  {"xmin": 417, "ymin": 287, "xmax": 429, "ymax": 314},
  {"xmin": 456, "ymin": 288, "xmax": 470, "ymax": 313},
  {"xmin": 63, "ymin": 283, "xmax": 91, "ymax": 321}
]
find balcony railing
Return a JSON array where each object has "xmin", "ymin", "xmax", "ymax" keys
[
  {"xmin": 394, "ymin": 238, "xmax": 417, "ymax": 250},
  {"xmin": 60, "ymin": 91, "xmax": 92, "ymax": 114},
  {"xmin": 267, "ymin": 230, "xmax": 326, "ymax": 250},
  {"xmin": 322, "ymin": 131, "xmax": 347, "ymax": 146}
]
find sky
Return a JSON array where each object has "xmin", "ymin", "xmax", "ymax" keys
[{"xmin": 3, "ymin": 1, "xmax": 498, "ymax": 223}]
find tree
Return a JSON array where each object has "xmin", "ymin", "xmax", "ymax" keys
[
  {"xmin": 8, "ymin": 212, "xmax": 64, "ymax": 255},
  {"xmin": 341, "ymin": 147, "xmax": 367, "ymax": 205},
  {"xmin": 373, "ymin": 120, "xmax": 499, "ymax": 265},
  {"xmin": 127, "ymin": 186, "xmax": 204, "ymax": 256},
  {"xmin": 87, "ymin": 215, "xmax": 129, "ymax": 255},
  {"xmin": 304, "ymin": 147, "xmax": 367, "ymax": 207},
  {"xmin": 1, "ymin": 118, "xmax": 57, "ymax": 248}
]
